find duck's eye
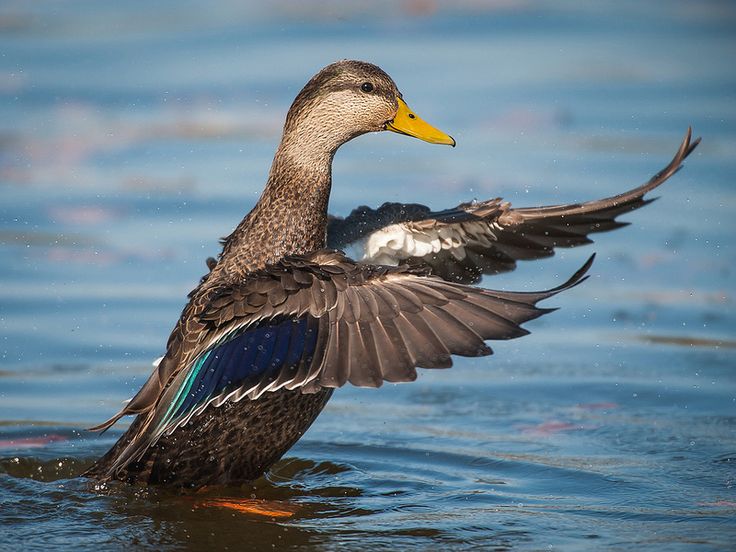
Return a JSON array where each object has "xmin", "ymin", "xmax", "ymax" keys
[{"xmin": 361, "ymin": 82, "xmax": 374, "ymax": 93}]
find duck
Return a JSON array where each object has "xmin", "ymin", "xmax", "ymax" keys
[{"xmin": 85, "ymin": 60, "xmax": 699, "ymax": 488}]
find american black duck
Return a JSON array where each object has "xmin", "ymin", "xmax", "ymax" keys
[{"xmin": 86, "ymin": 60, "xmax": 698, "ymax": 488}]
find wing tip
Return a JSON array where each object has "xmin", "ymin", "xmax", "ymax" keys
[
  {"xmin": 668, "ymin": 127, "xmax": 700, "ymax": 175},
  {"xmin": 87, "ymin": 413, "xmax": 124, "ymax": 434},
  {"xmin": 637, "ymin": 127, "xmax": 700, "ymax": 198},
  {"xmin": 681, "ymin": 126, "xmax": 701, "ymax": 160},
  {"xmin": 545, "ymin": 253, "xmax": 595, "ymax": 296}
]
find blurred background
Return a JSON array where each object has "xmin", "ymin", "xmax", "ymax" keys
[{"xmin": 1, "ymin": 1, "xmax": 734, "ymax": 550}]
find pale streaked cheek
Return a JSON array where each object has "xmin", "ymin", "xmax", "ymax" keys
[{"xmin": 326, "ymin": 90, "xmax": 395, "ymax": 131}]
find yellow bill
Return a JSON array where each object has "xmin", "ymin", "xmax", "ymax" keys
[{"xmin": 386, "ymin": 98, "xmax": 456, "ymax": 146}]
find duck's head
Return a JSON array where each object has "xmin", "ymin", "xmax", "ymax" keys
[{"xmin": 280, "ymin": 60, "xmax": 455, "ymax": 161}]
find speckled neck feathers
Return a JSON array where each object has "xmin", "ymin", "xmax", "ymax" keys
[
  {"xmin": 208, "ymin": 60, "xmax": 400, "ymax": 280},
  {"xmin": 215, "ymin": 153, "xmax": 334, "ymax": 278}
]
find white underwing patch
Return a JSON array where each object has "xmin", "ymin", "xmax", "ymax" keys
[{"xmin": 354, "ymin": 220, "xmax": 499, "ymax": 265}]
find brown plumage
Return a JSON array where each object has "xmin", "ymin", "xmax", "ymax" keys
[
  {"xmin": 85, "ymin": 60, "xmax": 697, "ymax": 489},
  {"xmin": 328, "ymin": 128, "xmax": 699, "ymax": 283}
]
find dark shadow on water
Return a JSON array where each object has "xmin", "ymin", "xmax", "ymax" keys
[
  {"xmin": 0, "ymin": 428, "xmax": 578, "ymax": 550},
  {"xmin": 0, "ymin": 450, "xmax": 364, "ymax": 550},
  {"xmin": 2, "ymin": 419, "xmax": 735, "ymax": 550}
]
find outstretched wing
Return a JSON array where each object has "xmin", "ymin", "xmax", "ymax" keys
[
  {"xmin": 328, "ymin": 128, "xmax": 700, "ymax": 283},
  {"xmin": 93, "ymin": 250, "xmax": 593, "ymax": 474}
]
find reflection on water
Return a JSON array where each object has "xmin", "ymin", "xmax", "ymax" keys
[{"xmin": 1, "ymin": 0, "xmax": 735, "ymax": 549}]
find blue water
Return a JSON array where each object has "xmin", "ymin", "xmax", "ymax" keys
[{"xmin": 1, "ymin": 1, "xmax": 735, "ymax": 549}]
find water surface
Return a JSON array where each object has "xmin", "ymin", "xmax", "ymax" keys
[{"xmin": 1, "ymin": 1, "xmax": 735, "ymax": 550}]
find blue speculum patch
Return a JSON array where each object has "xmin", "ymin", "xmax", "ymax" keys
[{"xmin": 165, "ymin": 316, "xmax": 319, "ymax": 427}]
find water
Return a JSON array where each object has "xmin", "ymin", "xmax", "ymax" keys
[{"xmin": 1, "ymin": 0, "xmax": 735, "ymax": 549}]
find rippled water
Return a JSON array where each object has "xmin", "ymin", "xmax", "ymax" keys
[{"xmin": 1, "ymin": 1, "xmax": 735, "ymax": 550}]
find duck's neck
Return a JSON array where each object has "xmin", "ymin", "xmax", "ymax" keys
[{"xmin": 217, "ymin": 140, "xmax": 336, "ymax": 277}]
